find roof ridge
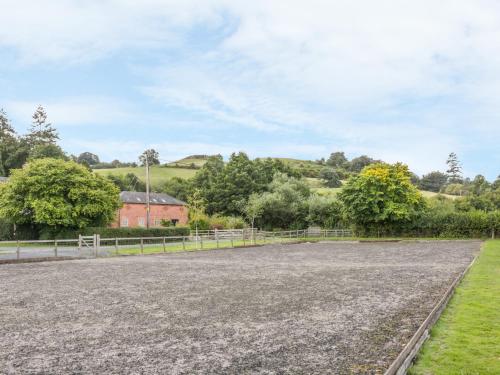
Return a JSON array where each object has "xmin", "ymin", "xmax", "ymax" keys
[{"xmin": 119, "ymin": 191, "xmax": 186, "ymax": 205}]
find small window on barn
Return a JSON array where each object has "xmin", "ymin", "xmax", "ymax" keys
[
  {"xmin": 138, "ymin": 217, "xmax": 145, "ymax": 227},
  {"xmin": 121, "ymin": 217, "xmax": 129, "ymax": 227}
]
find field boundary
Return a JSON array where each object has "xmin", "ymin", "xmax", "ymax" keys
[{"xmin": 383, "ymin": 243, "xmax": 482, "ymax": 375}]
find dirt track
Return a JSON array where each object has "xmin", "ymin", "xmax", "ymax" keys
[{"xmin": 0, "ymin": 240, "xmax": 480, "ymax": 374}]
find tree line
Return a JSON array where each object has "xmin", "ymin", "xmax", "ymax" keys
[{"xmin": 0, "ymin": 106, "xmax": 498, "ymax": 239}]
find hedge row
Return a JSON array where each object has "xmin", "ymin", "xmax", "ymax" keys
[
  {"xmin": 353, "ymin": 210, "xmax": 500, "ymax": 238},
  {"xmin": 37, "ymin": 226, "xmax": 191, "ymax": 240},
  {"xmin": 0, "ymin": 222, "xmax": 39, "ymax": 241},
  {"xmin": 406, "ymin": 210, "xmax": 500, "ymax": 238}
]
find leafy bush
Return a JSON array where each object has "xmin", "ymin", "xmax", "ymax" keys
[
  {"xmin": 189, "ymin": 215, "xmax": 210, "ymax": 231},
  {"xmin": 207, "ymin": 215, "xmax": 247, "ymax": 229},
  {"xmin": 339, "ymin": 163, "xmax": 425, "ymax": 232},
  {"xmin": 0, "ymin": 158, "xmax": 121, "ymax": 230},
  {"xmin": 307, "ymin": 195, "xmax": 344, "ymax": 229},
  {"xmin": 319, "ymin": 167, "xmax": 342, "ymax": 188},
  {"xmin": 0, "ymin": 218, "xmax": 13, "ymax": 240},
  {"xmin": 225, "ymin": 216, "xmax": 246, "ymax": 229},
  {"xmin": 208, "ymin": 214, "xmax": 226, "ymax": 230}
]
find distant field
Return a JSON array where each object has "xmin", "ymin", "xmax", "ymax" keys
[
  {"xmin": 312, "ymin": 187, "xmax": 342, "ymax": 196},
  {"xmin": 94, "ymin": 166, "xmax": 197, "ymax": 187},
  {"xmin": 419, "ymin": 190, "xmax": 458, "ymax": 200},
  {"xmin": 273, "ymin": 157, "xmax": 323, "ymax": 173}
]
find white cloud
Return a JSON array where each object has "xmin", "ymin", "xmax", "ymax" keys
[
  {"xmin": 0, "ymin": 0, "xmax": 221, "ymax": 64},
  {"xmin": 2, "ymin": 1, "xmax": 500, "ymax": 177},
  {"xmin": 5, "ymin": 97, "xmax": 133, "ymax": 130}
]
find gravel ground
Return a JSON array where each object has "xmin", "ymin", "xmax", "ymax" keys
[{"xmin": 0, "ymin": 240, "xmax": 480, "ymax": 374}]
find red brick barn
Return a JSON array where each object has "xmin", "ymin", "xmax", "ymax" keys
[{"xmin": 112, "ymin": 191, "xmax": 188, "ymax": 228}]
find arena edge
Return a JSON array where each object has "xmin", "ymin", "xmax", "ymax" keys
[{"xmin": 408, "ymin": 240, "xmax": 500, "ymax": 374}]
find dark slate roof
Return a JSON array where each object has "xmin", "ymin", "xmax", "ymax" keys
[
  {"xmin": 0, "ymin": 177, "xmax": 7, "ymax": 183},
  {"xmin": 119, "ymin": 191, "xmax": 186, "ymax": 206}
]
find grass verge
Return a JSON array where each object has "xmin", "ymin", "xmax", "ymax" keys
[{"xmin": 409, "ymin": 240, "xmax": 499, "ymax": 375}]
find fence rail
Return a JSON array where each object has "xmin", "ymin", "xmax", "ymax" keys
[{"xmin": 0, "ymin": 228, "xmax": 352, "ymax": 261}]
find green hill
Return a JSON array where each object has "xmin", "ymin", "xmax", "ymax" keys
[
  {"xmin": 94, "ymin": 166, "xmax": 197, "ymax": 187},
  {"xmin": 267, "ymin": 158, "xmax": 323, "ymax": 177},
  {"xmin": 166, "ymin": 155, "xmax": 212, "ymax": 168}
]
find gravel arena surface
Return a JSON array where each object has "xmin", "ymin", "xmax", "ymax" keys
[{"xmin": 0, "ymin": 240, "xmax": 480, "ymax": 374}]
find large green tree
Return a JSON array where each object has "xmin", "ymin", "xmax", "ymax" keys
[
  {"xmin": 0, "ymin": 159, "xmax": 121, "ymax": 231},
  {"xmin": 307, "ymin": 195, "xmax": 344, "ymax": 229},
  {"xmin": 446, "ymin": 152, "xmax": 463, "ymax": 183},
  {"xmin": 161, "ymin": 177, "xmax": 192, "ymax": 201},
  {"xmin": 77, "ymin": 152, "xmax": 100, "ymax": 165},
  {"xmin": 26, "ymin": 105, "xmax": 59, "ymax": 147},
  {"xmin": 348, "ymin": 155, "xmax": 377, "ymax": 173},
  {"xmin": 29, "ymin": 144, "xmax": 67, "ymax": 161},
  {"xmin": 0, "ymin": 109, "xmax": 17, "ymax": 176},
  {"xmin": 245, "ymin": 173, "xmax": 311, "ymax": 229},
  {"xmin": 139, "ymin": 149, "xmax": 160, "ymax": 166},
  {"xmin": 0, "ymin": 109, "xmax": 30, "ymax": 176},
  {"xmin": 338, "ymin": 163, "xmax": 425, "ymax": 234},
  {"xmin": 209, "ymin": 152, "xmax": 261, "ymax": 215},
  {"xmin": 326, "ymin": 152, "xmax": 348, "ymax": 168},
  {"xmin": 419, "ymin": 171, "xmax": 448, "ymax": 192},
  {"xmin": 319, "ymin": 167, "xmax": 342, "ymax": 187},
  {"xmin": 192, "ymin": 153, "xmax": 300, "ymax": 216}
]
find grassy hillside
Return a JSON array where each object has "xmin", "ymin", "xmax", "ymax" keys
[
  {"xmin": 166, "ymin": 155, "xmax": 212, "ymax": 168},
  {"xmin": 272, "ymin": 157, "xmax": 323, "ymax": 177},
  {"xmin": 94, "ymin": 166, "xmax": 197, "ymax": 187}
]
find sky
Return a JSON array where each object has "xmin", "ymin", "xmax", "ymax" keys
[{"xmin": 1, "ymin": 0, "xmax": 499, "ymax": 179}]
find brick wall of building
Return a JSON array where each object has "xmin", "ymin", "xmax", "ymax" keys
[{"xmin": 112, "ymin": 203, "xmax": 188, "ymax": 228}]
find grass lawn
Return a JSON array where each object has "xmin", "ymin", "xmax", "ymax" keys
[
  {"xmin": 113, "ymin": 237, "xmax": 302, "ymax": 255},
  {"xmin": 93, "ymin": 166, "xmax": 197, "ymax": 187},
  {"xmin": 419, "ymin": 190, "xmax": 458, "ymax": 200},
  {"xmin": 409, "ymin": 240, "xmax": 500, "ymax": 375}
]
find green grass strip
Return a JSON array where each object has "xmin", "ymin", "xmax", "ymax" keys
[{"xmin": 409, "ymin": 240, "xmax": 500, "ymax": 375}]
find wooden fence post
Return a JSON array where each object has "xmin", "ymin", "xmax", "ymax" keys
[
  {"xmin": 16, "ymin": 240, "xmax": 20, "ymax": 260},
  {"xmin": 115, "ymin": 238, "xmax": 119, "ymax": 255},
  {"xmin": 54, "ymin": 240, "xmax": 58, "ymax": 257},
  {"xmin": 182, "ymin": 236, "xmax": 186, "ymax": 250},
  {"xmin": 140, "ymin": 238, "xmax": 144, "ymax": 254},
  {"xmin": 163, "ymin": 237, "xmax": 166, "ymax": 252}
]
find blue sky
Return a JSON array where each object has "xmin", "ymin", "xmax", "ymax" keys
[{"xmin": 1, "ymin": 1, "xmax": 499, "ymax": 179}]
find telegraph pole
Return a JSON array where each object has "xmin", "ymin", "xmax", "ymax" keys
[{"xmin": 145, "ymin": 152, "xmax": 151, "ymax": 229}]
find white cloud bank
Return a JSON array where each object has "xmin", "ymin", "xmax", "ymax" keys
[{"xmin": 1, "ymin": 1, "xmax": 499, "ymax": 176}]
